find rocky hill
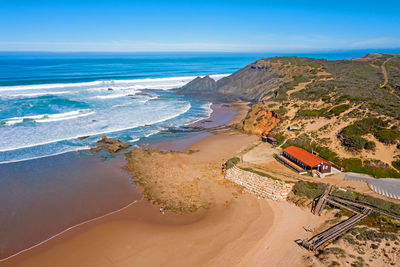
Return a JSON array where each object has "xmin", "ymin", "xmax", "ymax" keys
[
  {"xmin": 177, "ymin": 53, "xmax": 400, "ymax": 177},
  {"xmin": 177, "ymin": 75, "xmax": 217, "ymax": 98}
]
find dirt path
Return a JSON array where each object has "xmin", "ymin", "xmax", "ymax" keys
[
  {"xmin": 380, "ymin": 58, "xmax": 390, "ymax": 89},
  {"xmin": 287, "ymin": 80, "xmax": 312, "ymax": 99}
]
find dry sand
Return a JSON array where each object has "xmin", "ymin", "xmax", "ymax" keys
[{"xmin": 3, "ymin": 101, "xmax": 318, "ymax": 267}]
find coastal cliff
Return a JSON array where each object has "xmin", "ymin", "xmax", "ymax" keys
[{"xmin": 178, "ymin": 53, "xmax": 400, "ymax": 177}]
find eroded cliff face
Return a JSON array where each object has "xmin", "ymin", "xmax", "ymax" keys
[
  {"xmin": 176, "ymin": 57, "xmax": 319, "ymax": 102},
  {"xmin": 236, "ymin": 103, "xmax": 281, "ymax": 136},
  {"xmin": 216, "ymin": 60, "xmax": 282, "ymax": 101}
]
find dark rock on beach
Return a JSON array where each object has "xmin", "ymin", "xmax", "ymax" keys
[{"xmin": 89, "ymin": 136, "xmax": 131, "ymax": 153}]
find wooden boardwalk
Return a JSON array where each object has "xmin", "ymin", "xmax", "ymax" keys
[
  {"xmin": 300, "ymin": 185, "xmax": 376, "ymax": 251},
  {"xmin": 301, "ymin": 208, "xmax": 372, "ymax": 251},
  {"xmin": 312, "ymin": 185, "xmax": 334, "ymax": 216},
  {"xmin": 327, "ymin": 195, "xmax": 400, "ymax": 221}
]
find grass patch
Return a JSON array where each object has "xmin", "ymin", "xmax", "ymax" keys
[
  {"xmin": 339, "ymin": 117, "xmax": 400, "ymax": 149},
  {"xmin": 375, "ymin": 129, "xmax": 400, "ymax": 144},
  {"xmin": 392, "ymin": 160, "xmax": 400, "ymax": 171},
  {"xmin": 358, "ymin": 212, "xmax": 400, "ymax": 233},
  {"xmin": 225, "ymin": 157, "xmax": 240, "ymax": 169},
  {"xmin": 274, "ymin": 105, "xmax": 288, "ymax": 116},
  {"xmin": 273, "ymin": 132, "xmax": 286, "ymax": 145},
  {"xmin": 337, "ymin": 158, "xmax": 400, "ymax": 178},
  {"xmin": 297, "ymin": 107, "xmax": 328, "ymax": 118},
  {"xmin": 327, "ymin": 104, "xmax": 350, "ymax": 116},
  {"xmin": 332, "ymin": 189, "xmax": 400, "ymax": 218},
  {"xmin": 349, "ymin": 227, "xmax": 398, "ymax": 242},
  {"xmin": 292, "ymin": 180, "xmax": 327, "ymax": 199}
]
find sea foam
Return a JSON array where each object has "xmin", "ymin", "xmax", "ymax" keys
[
  {"xmin": 3, "ymin": 109, "xmax": 95, "ymax": 125},
  {"xmin": 0, "ymin": 74, "xmax": 229, "ymax": 92}
]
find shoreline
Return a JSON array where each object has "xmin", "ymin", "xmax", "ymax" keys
[{"xmin": 0, "ymin": 100, "xmax": 250, "ymax": 263}]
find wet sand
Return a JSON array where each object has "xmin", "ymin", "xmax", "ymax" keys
[
  {"xmin": 0, "ymin": 152, "xmax": 140, "ymax": 260},
  {"xmin": 143, "ymin": 102, "xmax": 241, "ymax": 152}
]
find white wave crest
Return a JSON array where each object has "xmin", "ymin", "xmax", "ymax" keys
[
  {"xmin": 0, "ymin": 103, "xmax": 191, "ymax": 153},
  {"xmin": 0, "ymin": 74, "xmax": 230, "ymax": 92},
  {"xmin": 7, "ymin": 91, "xmax": 71, "ymax": 98},
  {"xmin": 184, "ymin": 102, "xmax": 213, "ymax": 126},
  {"xmin": 91, "ymin": 93, "xmax": 130, "ymax": 99},
  {"xmin": 3, "ymin": 109, "xmax": 95, "ymax": 125}
]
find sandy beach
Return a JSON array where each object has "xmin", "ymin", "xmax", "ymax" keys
[{"xmin": 2, "ymin": 101, "xmax": 318, "ymax": 267}]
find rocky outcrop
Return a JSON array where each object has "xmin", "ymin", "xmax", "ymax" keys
[
  {"xmin": 89, "ymin": 136, "xmax": 131, "ymax": 153},
  {"xmin": 225, "ymin": 166, "xmax": 293, "ymax": 201},
  {"xmin": 176, "ymin": 75, "xmax": 217, "ymax": 99},
  {"xmin": 176, "ymin": 57, "xmax": 318, "ymax": 102},
  {"xmin": 216, "ymin": 59, "xmax": 282, "ymax": 101},
  {"xmin": 236, "ymin": 103, "xmax": 281, "ymax": 136}
]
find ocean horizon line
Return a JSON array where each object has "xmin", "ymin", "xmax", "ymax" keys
[{"xmin": 0, "ymin": 48, "xmax": 400, "ymax": 55}]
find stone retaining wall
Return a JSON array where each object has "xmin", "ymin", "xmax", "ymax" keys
[{"xmin": 225, "ymin": 166, "xmax": 293, "ymax": 201}]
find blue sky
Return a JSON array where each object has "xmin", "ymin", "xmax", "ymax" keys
[{"xmin": 0, "ymin": 0, "xmax": 399, "ymax": 52}]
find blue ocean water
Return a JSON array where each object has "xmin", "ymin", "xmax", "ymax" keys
[{"xmin": 1, "ymin": 50, "xmax": 399, "ymax": 163}]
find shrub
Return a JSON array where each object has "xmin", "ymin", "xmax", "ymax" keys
[
  {"xmin": 375, "ymin": 129, "xmax": 400, "ymax": 144},
  {"xmin": 341, "ymin": 124, "xmax": 365, "ymax": 136},
  {"xmin": 356, "ymin": 117, "xmax": 387, "ymax": 133},
  {"xmin": 292, "ymin": 180, "xmax": 328, "ymax": 199},
  {"xmin": 297, "ymin": 108, "xmax": 327, "ymax": 118},
  {"xmin": 392, "ymin": 160, "xmax": 400, "ymax": 171},
  {"xmin": 225, "ymin": 157, "xmax": 240, "ymax": 169},
  {"xmin": 349, "ymin": 227, "xmax": 398, "ymax": 242},
  {"xmin": 341, "ymin": 135, "xmax": 368, "ymax": 151},
  {"xmin": 273, "ymin": 132, "xmax": 286, "ymax": 145},
  {"xmin": 332, "ymin": 189, "xmax": 400, "ymax": 217},
  {"xmin": 339, "ymin": 117, "xmax": 391, "ymax": 150},
  {"xmin": 274, "ymin": 106, "xmax": 287, "ymax": 116},
  {"xmin": 364, "ymin": 141, "xmax": 376, "ymax": 150},
  {"xmin": 328, "ymin": 104, "xmax": 350, "ymax": 116}
]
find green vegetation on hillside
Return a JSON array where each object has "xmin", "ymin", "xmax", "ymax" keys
[
  {"xmin": 297, "ymin": 107, "xmax": 328, "ymax": 118},
  {"xmin": 270, "ymin": 56, "xmax": 324, "ymax": 68},
  {"xmin": 289, "ymin": 55, "xmax": 400, "ymax": 119},
  {"xmin": 327, "ymin": 104, "xmax": 350, "ymax": 116},
  {"xmin": 275, "ymin": 75, "xmax": 311, "ymax": 102},
  {"xmin": 339, "ymin": 117, "xmax": 400, "ymax": 150},
  {"xmin": 392, "ymin": 160, "xmax": 400, "ymax": 171}
]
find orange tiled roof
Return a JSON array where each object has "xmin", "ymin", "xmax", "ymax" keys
[{"xmin": 283, "ymin": 146, "xmax": 330, "ymax": 167}]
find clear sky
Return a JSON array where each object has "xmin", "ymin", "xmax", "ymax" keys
[{"xmin": 0, "ymin": 0, "xmax": 399, "ymax": 52}]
